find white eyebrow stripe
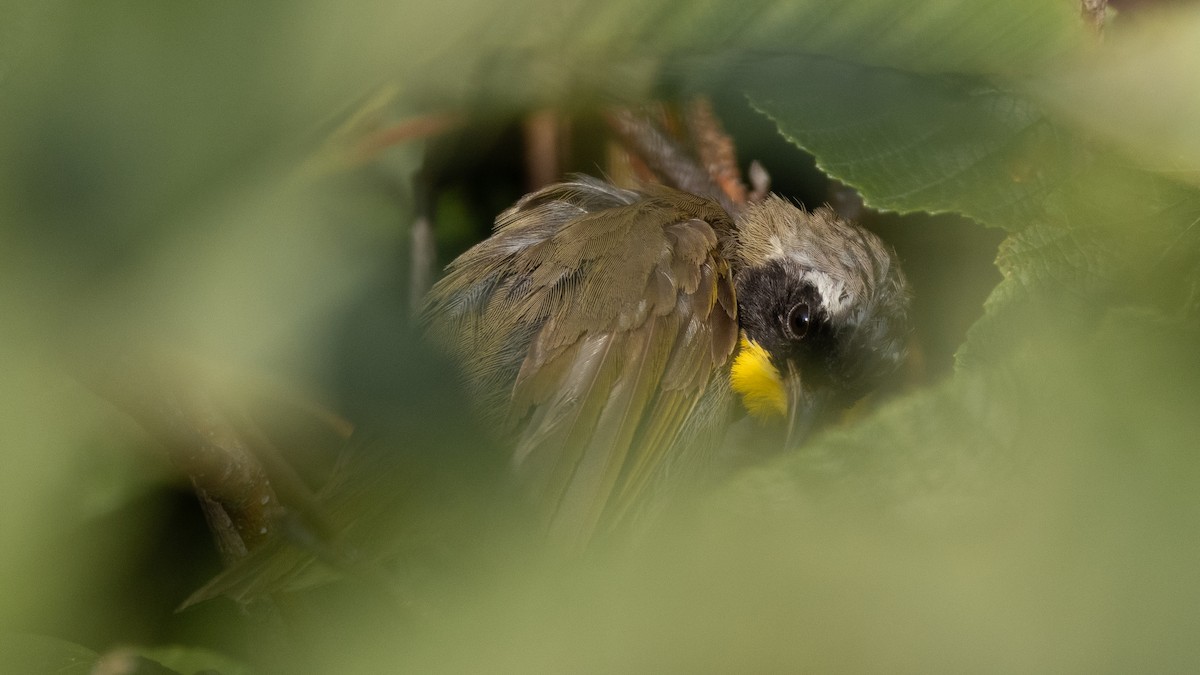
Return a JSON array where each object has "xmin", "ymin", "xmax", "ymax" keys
[{"xmin": 802, "ymin": 269, "xmax": 848, "ymax": 317}]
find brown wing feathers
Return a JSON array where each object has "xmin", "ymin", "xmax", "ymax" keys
[{"xmin": 424, "ymin": 177, "xmax": 737, "ymax": 546}]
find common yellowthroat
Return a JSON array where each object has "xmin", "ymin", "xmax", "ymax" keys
[{"xmin": 424, "ymin": 174, "xmax": 910, "ymax": 548}]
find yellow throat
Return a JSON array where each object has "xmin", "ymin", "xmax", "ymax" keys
[{"xmin": 730, "ymin": 334, "xmax": 786, "ymax": 420}]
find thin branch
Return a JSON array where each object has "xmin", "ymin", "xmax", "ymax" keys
[{"xmin": 685, "ymin": 97, "xmax": 750, "ymax": 207}]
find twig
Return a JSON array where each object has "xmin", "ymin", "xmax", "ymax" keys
[
  {"xmin": 409, "ymin": 170, "xmax": 436, "ymax": 319},
  {"xmin": 73, "ymin": 351, "xmax": 284, "ymax": 553},
  {"xmin": 684, "ymin": 97, "xmax": 750, "ymax": 207},
  {"xmin": 604, "ymin": 107, "xmax": 736, "ymax": 213},
  {"xmin": 524, "ymin": 108, "xmax": 566, "ymax": 190}
]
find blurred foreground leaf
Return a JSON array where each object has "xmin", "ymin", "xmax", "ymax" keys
[
  {"xmin": 2, "ymin": 0, "xmax": 1199, "ymax": 672},
  {"xmin": 0, "ymin": 633, "xmax": 96, "ymax": 675},
  {"xmin": 1026, "ymin": 10, "xmax": 1200, "ymax": 183},
  {"xmin": 138, "ymin": 645, "xmax": 253, "ymax": 675}
]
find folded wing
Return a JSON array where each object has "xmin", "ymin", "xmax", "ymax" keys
[{"xmin": 424, "ymin": 177, "xmax": 738, "ymax": 547}]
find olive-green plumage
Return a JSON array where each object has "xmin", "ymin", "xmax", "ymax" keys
[
  {"xmin": 424, "ymin": 176, "xmax": 910, "ymax": 548},
  {"xmin": 424, "ymin": 179, "xmax": 738, "ymax": 546}
]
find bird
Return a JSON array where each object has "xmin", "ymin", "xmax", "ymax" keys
[{"xmin": 423, "ymin": 168, "xmax": 911, "ymax": 550}]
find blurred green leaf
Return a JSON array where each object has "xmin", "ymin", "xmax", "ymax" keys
[
  {"xmin": 959, "ymin": 173, "xmax": 1200, "ymax": 366},
  {"xmin": 138, "ymin": 645, "xmax": 253, "ymax": 675},
  {"xmin": 1025, "ymin": 11, "xmax": 1200, "ymax": 183},
  {"xmin": 955, "ymin": 222, "xmax": 1117, "ymax": 367},
  {"xmin": 683, "ymin": 308, "xmax": 1200, "ymax": 672},
  {"xmin": 0, "ymin": 633, "xmax": 96, "ymax": 675}
]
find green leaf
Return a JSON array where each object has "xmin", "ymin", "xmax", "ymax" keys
[
  {"xmin": 747, "ymin": 56, "xmax": 1080, "ymax": 229},
  {"xmin": 670, "ymin": 307, "xmax": 1200, "ymax": 673},
  {"xmin": 746, "ymin": 50, "xmax": 1200, "ymax": 367},
  {"xmin": 0, "ymin": 635, "xmax": 246, "ymax": 675},
  {"xmin": 138, "ymin": 645, "xmax": 254, "ymax": 675},
  {"xmin": 1024, "ymin": 11, "xmax": 1200, "ymax": 183},
  {"xmin": 0, "ymin": 633, "xmax": 96, "ymax": 675},
  {"xmin": 959, "ymin": 160, "xmax": 1200, "ymax": 364},
  {"xmin": 586, "ymin": 0, "xmax": 1081, "ymax": 75}
]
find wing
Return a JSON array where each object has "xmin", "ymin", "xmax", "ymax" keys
[{"xmin": 423, "ymin": 176, "xmax": 738, "ymax": 548}]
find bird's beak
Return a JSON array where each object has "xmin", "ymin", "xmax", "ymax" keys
[{"xmin": 783, "ymin": 366, "xmax": 829, "ymax": 449}]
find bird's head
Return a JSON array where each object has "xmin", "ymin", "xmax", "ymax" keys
[{"xmin": 729, "ymin": 196, "xmax": 911, "ymax": 446}]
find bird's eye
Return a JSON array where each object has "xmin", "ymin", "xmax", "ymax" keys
[{"xmin": 786, "ymin": 302, "xmax": 811, "ymax": 339}]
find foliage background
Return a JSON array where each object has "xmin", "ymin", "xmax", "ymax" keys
[{"xmin": 2, "ymin": 0, "xmax": 1199, "ymax": 672}]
